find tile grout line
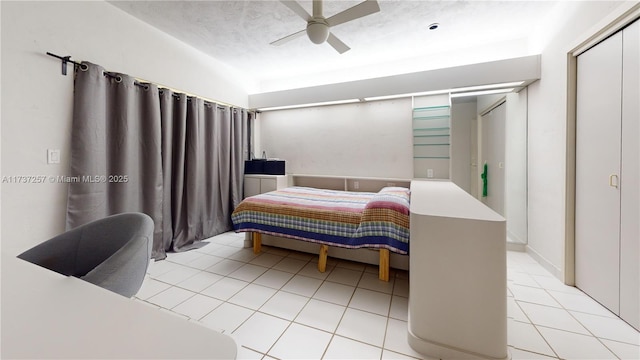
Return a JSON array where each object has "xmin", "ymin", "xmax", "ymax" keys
[
  {"xmin": 150, "ymin": 236, "xmax": 638, "ymax": 360},
  {"xmin": 508, "ymin": 345, "xmax": 560, "ymax": 359},
  {"xmin": 513, "ymin": 290, "xmax": 561, "ymax": 359},
  {"xmin": 519, "ymin": 260, "xmax": 636, "ymax": 358}
]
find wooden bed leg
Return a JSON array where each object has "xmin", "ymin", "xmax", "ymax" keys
[
  {"xmin": 252, "ymin": 232, "xmax": 262, "ymax": 254},
  {"xmin": 379, "ymin": 249, "xmax": 390, "ymax": 282},
  {"xmin": 318, "ymin": 245, "xmax": 329, "ymax": 273}
]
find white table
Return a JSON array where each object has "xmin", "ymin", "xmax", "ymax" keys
[{"xmin": 1, "ymin": 252, "xmax": 237, "ymax": 359}]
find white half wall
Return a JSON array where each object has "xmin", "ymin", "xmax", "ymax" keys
[
  {"xmin": 0, "ymin": 1, "xmax": 251, "ymax": 254},
  {"xmin": 257, "ymin": 98, "xmax": 413, "ymax": 179}
]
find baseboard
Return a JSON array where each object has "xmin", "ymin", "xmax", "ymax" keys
[
  {"xmin": 507, "ymin": 230, "xmax": 526, "ymax": 246},
  {"xmin": 506, "ymin": 241, "xmax": 526, "ymax": 252},
  {"xmin": 526, "ymin": 245, "xmax": 563, "ymax": 280}
]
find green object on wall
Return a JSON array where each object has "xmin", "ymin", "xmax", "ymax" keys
[{"xmin": 481, "ymin": 163, "xmax": 488, "ymax": 197}]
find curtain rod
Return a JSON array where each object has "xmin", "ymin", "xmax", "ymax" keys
[
  {"xmin": 46, "ymin": 52, "xmax": 85, "ymax": 75},
  {"xmin": 45, "ymin": 51, "xmax": 252, "ymax": 112}
]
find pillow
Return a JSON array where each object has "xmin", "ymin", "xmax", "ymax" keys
[{"xmin": 364, "ymin": 187, "xmax": 410, "ymax": 214}]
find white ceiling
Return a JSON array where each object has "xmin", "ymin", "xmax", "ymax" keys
[{"xmin": 108, "ymin": 0, "xmax": 562, "ymax": 92}]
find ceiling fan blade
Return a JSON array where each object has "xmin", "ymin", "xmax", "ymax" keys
[
  {"xmin": 280, "ymin": 0, "xmax": 311, "ymax": 21},
  {"xmin": 270, "ymin": 29, "xmax": 306, "ymax": 46},
  {"xmin": 326, "ymin": 0, "xmax": 380, "ymax": 27},
  {"xmin": 327, "ymin": 33, "xmax": 350, "ymax": 54}
]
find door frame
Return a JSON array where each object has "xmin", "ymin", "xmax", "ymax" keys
[{"xmin": 565, "ymin": 4, "xmax": 640, "ymax": 286}]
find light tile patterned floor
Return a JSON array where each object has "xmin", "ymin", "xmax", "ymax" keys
[{"xmin": 136, "ymin": 232, "xmax": 640, "ymax": 359}]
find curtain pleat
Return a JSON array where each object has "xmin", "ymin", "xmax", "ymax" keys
[
  {"xmin": 231, "ymin": 110, "xmax": 248, "ymax": 210},
  {"xmin": 159, "ymin": 90, "xmax": 188, "ymax": 258},
  {"xmin": 215, "ymin": 106, "xmax": 231, "ymax": 233},
  {"xmin": 67, "ymin": 62, "xmax": 248, "ymax": 260}
]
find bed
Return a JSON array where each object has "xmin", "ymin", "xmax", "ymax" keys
[{"xmin": 231, "ymin": 186, "xmax": 410, "ymax": 281}]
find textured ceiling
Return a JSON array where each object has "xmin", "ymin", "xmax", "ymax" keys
[{"xmin": 108, "ymin": 0, "xmax": 561, "ymax": 91}]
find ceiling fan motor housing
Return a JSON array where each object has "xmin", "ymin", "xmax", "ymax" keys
[{"xmin": 306, "ymin": 19, "xmax": 330, "ymax": 44}]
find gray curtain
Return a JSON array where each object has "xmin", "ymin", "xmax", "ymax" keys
[{"xmin": 67, "ymin": 62, "xmax": 247, "ymax": 260}]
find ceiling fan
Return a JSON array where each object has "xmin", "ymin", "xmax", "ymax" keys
[{"xmin": 271, "ymin": 0, "xmax": 380, "ymax": 54}]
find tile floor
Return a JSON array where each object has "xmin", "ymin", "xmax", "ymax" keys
[{"xmin": 136, "ymin": 232, "xmax": 640, "ymax": 359}]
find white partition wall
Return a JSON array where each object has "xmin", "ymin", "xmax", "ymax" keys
[{"xmin": 408, "ymin": 180, "xmax": 507, "ymax": 359}]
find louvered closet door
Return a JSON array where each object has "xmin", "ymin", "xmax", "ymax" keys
[{"xmin": 575, "ymin": 30, "xmax": 623, "ymax": 314}]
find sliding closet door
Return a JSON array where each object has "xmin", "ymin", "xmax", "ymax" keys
[
  {"xmin": 575, "ymin": 31, "xmax": 623, "ymax": 314},
  {"xmin": 480, "ymin": 102, "xmax": 506, "ymax": 216},
  {"xmin": 619, "ymin": 20, "xmax": 639, "ymax": 330}
]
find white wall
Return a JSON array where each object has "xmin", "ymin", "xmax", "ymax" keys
[
  {"xmin": 257, "ymin": 98, "xmax": 413, "ymax": 179},
  {"xmin": 505, "ymin": 90, "xmax": 528, "ymax": 244},
  {"xmin": 526, "ymin": 0, "xmax": 634, "ymax": 279},
  {"xmin": 0, "ymin": 1, "xmax": 251, "ymax": 254},
  {"xmin": 450, "ymin": 100, "xmax": 476, "ymax": 193}
]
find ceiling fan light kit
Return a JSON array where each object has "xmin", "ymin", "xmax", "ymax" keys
[
  {"xmin": 272, "ymin": 0, "xmax": 380, "ymax": 54},
  {"xmin": 307, "ymin": 20, "xmax": 330, "ymax": 44}
]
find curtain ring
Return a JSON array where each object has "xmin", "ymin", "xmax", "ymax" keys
[
  {"xmin": 79, "ymin": 63, "xmax": 89, "ymax": 71},
  {"xmin": 115, "ymin": 75, "xmax": 123, "ymax": 83}
]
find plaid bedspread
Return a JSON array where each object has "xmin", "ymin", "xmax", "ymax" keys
[{"xmin": 231, "ymin": 186, "xmax": 410, "ymax": 254}]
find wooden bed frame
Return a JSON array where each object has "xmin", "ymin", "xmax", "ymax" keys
[{"xmin": 251, "ymin": 232, "xmax": 390, "ymax": 281}]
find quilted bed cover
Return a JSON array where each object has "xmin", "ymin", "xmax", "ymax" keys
[{"xmin": 231, "ymin": 186, "xmax": 410, "ymax": 254}]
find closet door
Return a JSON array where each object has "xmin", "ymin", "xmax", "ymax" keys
[
  {"xmin": 480, "ymin": 102, "xmax": 506, "ymax": 216},
  {"xmin": 575, "ymin": 31, "xmax": 623, "ymax": 314},
  {"xmin": 619, "ymin": 20, "xmax": 639, "ymax": 330}
]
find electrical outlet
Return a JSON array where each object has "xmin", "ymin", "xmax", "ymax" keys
[
  {"xmin": 353, "ymin": 181, "xmax": 359, "ymax": 190},
  {"xmin": 387, "ymin": 182, "xmax": 396, "ymax": 187},
  {"xmin": 427, "ymin": 169, "xmax": 434, "ymax": 178}
]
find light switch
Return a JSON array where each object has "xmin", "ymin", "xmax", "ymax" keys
[{"xmin": 47, "ymin": 149, "xmax": 60, "ymax": 164}]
